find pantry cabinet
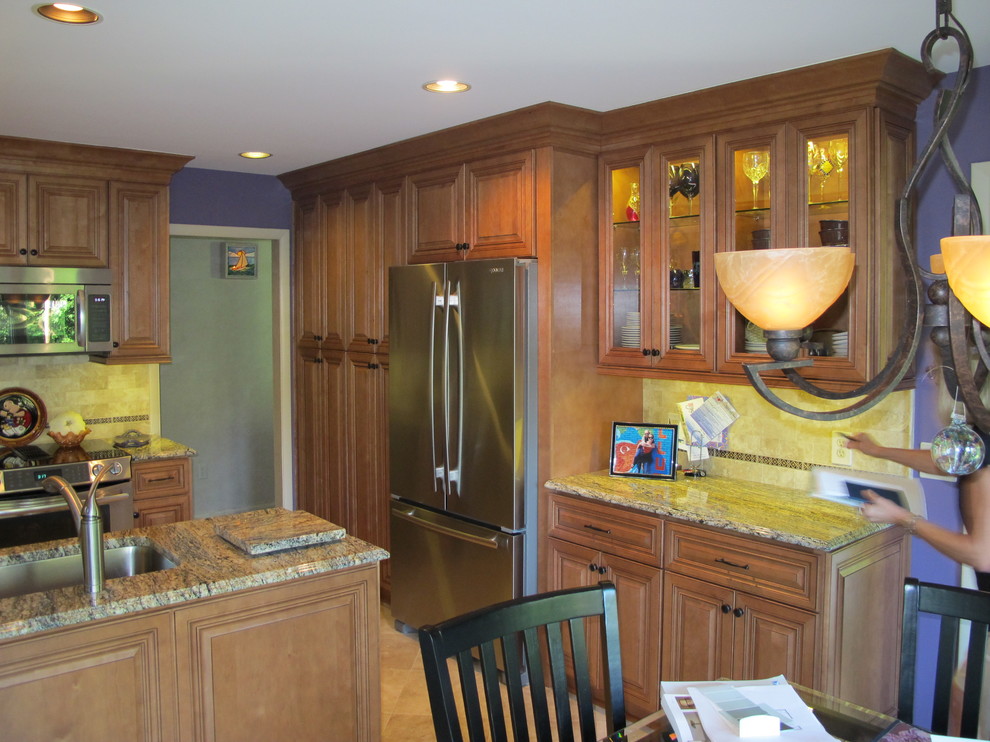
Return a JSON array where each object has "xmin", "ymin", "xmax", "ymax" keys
[
  {"xmin": 598, "ymin": 50, "xmax": 934, "ymax": 391},
  {"xmin": 0, "ymin": 136, "xmax": 191, "ymax": 363}
]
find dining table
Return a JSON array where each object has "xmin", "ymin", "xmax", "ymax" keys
[{"xmin": 599, "ymin": 682, "xmax": 928, "ymax": 742}]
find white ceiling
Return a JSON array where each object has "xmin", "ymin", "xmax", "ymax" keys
[{"xmin": 2, "ymin": 0, "xmax": 989, "ymax": 178}]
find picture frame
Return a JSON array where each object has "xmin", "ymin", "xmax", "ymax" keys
[
  {"xmin": 223, "ymin": 242, "xmax": 258, "ymax": 279},
  {"xmin": 609, "ymin": 421, "xmax": 678, "ymax": 479},
  {"xmin": 0, "ymin": 387, "xmax": 47, "ymax": 447}
]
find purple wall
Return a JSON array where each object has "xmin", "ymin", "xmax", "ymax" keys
[
  {"xmin": 910, "ymin": 63, "xmax": 989, "ymax": 729},
  {"xmin": 169, "ymin": 167, "xmax": 292, "ymax": 229}
]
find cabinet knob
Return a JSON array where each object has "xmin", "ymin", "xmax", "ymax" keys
[
  {"xmin": 367, "ymin": 337, "xmax": 379, "ymax": 345},
  {"xmin": 18, "ymin": 249, "xmax": 27, "ymax": 255},
  {"xmin": 588, "ymin": 563, "xmax": 599, "ymax": 572},
  {"xmin": 29, "ymin": 249, "xmax": 38, "ymax": 256},
  {"xmin": 651, "ymin": 348, "xmax": 660, "ymax": 356},
  {"xmin": 112, "ymin": 341, "xmax": 119, "ymax": 348},
  {"xmin": 733, "ymin": 607, "xmax": 745, "ymax": 618},
  {"xmin": 133, "ymin": 512, "xmax": 140, "ymax": 519},
  {"xmin": 721, "ymin": 603, "xmax": 732, "ymax": 614},
  {"xmin": 314, "ymin": 334, "xmax": 323, "ymax": 342},
  {"xmin": 641, "ymin": 348, "xmax": 650, "ymax": 357},
  {"xmin": 455, "ymin": 242, "xmax": 470, "ymax": 252},
  {"xmin": 367, "ymin": 362, "xmax": 379, "ymax": 370},
  {"xmin": 598, "ymin": 566, "xmax": 607, "ymax": 575}
]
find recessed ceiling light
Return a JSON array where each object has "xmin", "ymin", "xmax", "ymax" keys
[
  {"xmin": 239, "ymin": 152, "xmax": 273, "ymax": 160},
  {"xmin": 34, "ymin": 3, "xmax": 102, "ymax": 24},
  {"xmin": 423, "ymin": 80, "xmax": 471, "ymax": 93}
]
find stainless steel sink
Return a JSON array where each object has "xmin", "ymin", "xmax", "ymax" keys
[{"xmin": 0, "ymin": 545, "xmax": 177, "ymax": 599}]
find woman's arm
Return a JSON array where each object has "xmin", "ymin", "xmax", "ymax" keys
[
  {"xmin": 861, "ymin": 474, "xmax": 990, "ymax": 572},
  {"xmin": 844, "ymin": 433, "xmax": 943, "ymax": 476}
]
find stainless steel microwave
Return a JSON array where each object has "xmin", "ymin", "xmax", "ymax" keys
[{"xmin": 0, "ymin": 267, "xmax": 114, "ymax": 356}]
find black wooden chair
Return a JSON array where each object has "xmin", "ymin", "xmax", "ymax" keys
[
  {"xmin": 418, "ymin": 582, "xmax": 625, "ymax": 742},
  {"xmin": 900, "ymin": 577, "xmax": 990, "ymax": 737}
]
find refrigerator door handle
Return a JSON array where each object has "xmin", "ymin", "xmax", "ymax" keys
[
  {"xmin": 431, "ymin": 281, "xmax": 446, "ymax": 494},
  {"xmin": 446, "ymin": 280, "xmax": 464, "ymax": 496},
  {"xmin": 392, "ymin": 507, "xmax": 500, "ymax": 550}
]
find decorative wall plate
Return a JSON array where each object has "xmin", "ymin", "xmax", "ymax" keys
[{"xmin": 0, "ymin": 387, "xmax": 47, "ymax": 447}]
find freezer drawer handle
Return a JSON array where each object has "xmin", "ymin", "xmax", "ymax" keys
[
  {"xmin": 393, "ymin": 508, "xmax": 500, "ymax": 550},
  {"xmin": 583, "ymin": 524, "xmax": 611, "ymax": 535}
]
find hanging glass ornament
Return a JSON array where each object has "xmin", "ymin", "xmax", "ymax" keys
[{"xmin": 930, "ymin": 412, "xmax": 985, "ymax": 475}]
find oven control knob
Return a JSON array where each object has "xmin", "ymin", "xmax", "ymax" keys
[{"xmin": 108, "ymin": 462, "xmax": 123, "ymax": 475}]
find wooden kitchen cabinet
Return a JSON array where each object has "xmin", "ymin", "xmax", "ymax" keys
[
  {"xmin": 0, "ymin": 135, "xmax": 191, "ymax": 363},
  {"xmin": 546, "ymin": 493, "xmax": 663, "ymax": 718},
  {"xmin": 598, "ymin": 50, "xmax": 934, "ymax": 391},
  {"xmin": 0, "ymin": 611, "xmax": 178, "ymax": 741},
  {"xmin": 663, "ymin": 571, "xmax": 817, "ymax": 687},
  {"xmin": 408, "ymin": 149, "xmax": 535, "ymax": 263},
  {"xmin": 546, "ymin": 489, "xmax": 910, "ymax": 716},
  {"xmin": 27, "ymin": 175, "xmax": 109, "ymax": 267},
  {"xmin": 132, "ymin": 457, "xmax": 193, "ymax": 528},
  {"xmin": 174, "ymin": 564, "xmax": 381, "ymax": 742}
]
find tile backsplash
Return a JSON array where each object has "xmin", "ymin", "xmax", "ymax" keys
[
  {"xmin": 0, "ymin": 356, "xmax": 157, "ymax": 444},
  {"xmin": 643, "ymin": 378, "xmax": 914, "ymax": 490}
]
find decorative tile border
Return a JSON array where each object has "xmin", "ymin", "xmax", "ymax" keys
[
  {"xmin": 708, "ymin": 447, "xmax": 814, "ymax": 472},
  {"xmin": 80, "ymin": 414, "xmax": 150, "ymax": 427}
]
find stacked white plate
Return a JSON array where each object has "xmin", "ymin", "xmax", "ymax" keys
[
  {"xmin": 744, "ymin": 340, "xmax": 766, "ymax": 353},
  {"xmin": 831, "ymin": 331, "xmax": 848, "ymax": 357},
  {"xmin": 620, "ymin": 311, "xmax": 641, "ymax": 349},
  {"xmin": 669, "ymin": 323, "xmax": 683, "ymax": 349}
]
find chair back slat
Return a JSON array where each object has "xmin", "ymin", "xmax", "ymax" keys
[
  {"xmin": 419, "ymin": 582, "xmax": 626, "ymax": 742},
  {"xmin": 900, "ymin": 577, "xmax": 990, "ymax": 738}
]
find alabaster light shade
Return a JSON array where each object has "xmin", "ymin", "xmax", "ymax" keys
[
  {"xmin": 940, "ymin": 236, "xmax": 990, "ymax": 327},
  {"xmin": 713, "ymin": 247, "xmax": 855, "ymax": 331}
]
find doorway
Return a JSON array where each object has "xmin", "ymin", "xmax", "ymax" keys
[{"xmin": 163, "ymin": 225, "xmax": 292, "ymax": 516}]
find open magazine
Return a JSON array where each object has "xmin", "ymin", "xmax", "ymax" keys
[{"xmin": 811, "ymin": 468, "xmax": 928, "ymax": 518}]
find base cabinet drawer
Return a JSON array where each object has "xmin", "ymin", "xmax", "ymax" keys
[
  {"xmin": 132, "ymin": 458, "xmax": 193, "ymax": 526},
  {"xmin": 548, "ymin": 492, "xmax": 662, "ymax": 565},
  {"xmin": 664, "ymin": 521, "xmax": 819, "ymax": 610}
]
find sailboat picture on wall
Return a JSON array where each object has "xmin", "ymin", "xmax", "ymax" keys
[{"xmin": 222, "ymin": 242, "xmax": 258, "ymax": 279}]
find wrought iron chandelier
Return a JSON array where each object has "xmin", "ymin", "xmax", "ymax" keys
[{"xmin": 713, "ymin": 0, "xmax": 985, "ymax": 423}]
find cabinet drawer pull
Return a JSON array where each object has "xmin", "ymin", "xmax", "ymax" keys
[
  {"xmin": 583, "ymin": 524, "xmax": 612, "ymax": 535},
  {"xmin": 146, "ymin": 475, "xmax": 176, "ymax": 483},
  {"xmin": 715, "ymin": 557, "xmax": 750, "ymax": 570}
]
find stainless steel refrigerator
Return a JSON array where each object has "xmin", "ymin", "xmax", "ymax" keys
[{"xmin": 388, "ymin": 258, "xmax": 537, "ymax": 630}]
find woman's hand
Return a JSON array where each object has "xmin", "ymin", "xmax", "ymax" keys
[
  {"xmin": 844, "ymin": 433, "xmax": 882, "ymax": 458},
  {"xmin": 859, "ymin": 489, "xmax": 913, "ymax": 527}
]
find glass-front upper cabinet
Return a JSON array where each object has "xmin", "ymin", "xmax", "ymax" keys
[
  {"xmin": 600, "ymin": 140, "xmax": 715, "ymax": 372},
  {"xmin": 717, "ymin": 127, "xmax": 784, "ymax": 371},
  {"xmin": 601, "ymin": 155, "xmax": 650, "ymax": 367}
]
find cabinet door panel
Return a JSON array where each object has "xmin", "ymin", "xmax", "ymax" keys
[
  {"xmin": 409, "ymin": 166, "xmax": 464, "ymax": 262},
  {"xmin": 344, "ymin": 354, "xmax": 387, "ymax": 548},
  {"xmin": 603, "ymin": 552, "xmax": 662, "ymax": 716},
  {"xmin": 733, "ymin": 593, "xmax": 817, "ymax": 687},
  {"xmin": 662, "ymin": 572, "xmax": 733, "ymax": 683},
  {"xmin": 29, "ymin": 175, "xmax": 109, "ymax": 267},
  {"xmin": 293, "ymin": 197, "xmax": 324, "ymax": 343},
  {"xmin": 133, "ymin": 494, "xmax": 191, "ymax": 528},
  {"xmin": 321, "ymin": 193, "xmax": 349, "ymax": 351},
  {"xmin": 104, "ymin": 182, "xmax": 169, "ymax": 362},
  {"xmin": 347, "ymin": 186, "xmax": 384, "ymax": 353},
  {"xmin": 175, "ymin": 567, "xmax": 380, "ymax": 742},
  {"xmin": 466, "ymin": 151, "xmax": 534, "ymax": 258},
  {"xmin": 0, "ymin": 173, "xmax": 26, "ymax": 263},
  {"xmin": 0, "ymin": 612, "xmax": 177, "ymax": 741}
]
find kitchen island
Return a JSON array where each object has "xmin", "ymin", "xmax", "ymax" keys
[
  {"xmin": 544, "ymin": 471, "xmax": 909, "ymax": 719},
  {"xmin": 0, "ymin": 507, "xmax": 387, "ymax": 741}
]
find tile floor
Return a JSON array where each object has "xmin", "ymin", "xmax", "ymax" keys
[{"xmin": 378, "ymin": 602, "xmax": 609, "ymax": 741}]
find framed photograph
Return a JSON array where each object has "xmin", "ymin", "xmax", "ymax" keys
[
  {"xmin": 0, "ymin": 387, "xmax": 47, "ymax": 447},
  {"xmin": 223, "ymin": 242, "xmax": 258, "ymax": 279},
  {"xmin": 609, "ymin": 421, "xmax": 678, "ymax": 479}
]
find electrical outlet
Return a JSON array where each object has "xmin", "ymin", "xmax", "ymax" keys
[{"xmin": 831, "ymin": 432, "xmax": 852, "ymax": 467}]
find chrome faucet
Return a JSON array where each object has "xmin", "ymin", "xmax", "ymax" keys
[{"xmin": 42, "ymin": 466, "xmax": 111, "ymax": 594}]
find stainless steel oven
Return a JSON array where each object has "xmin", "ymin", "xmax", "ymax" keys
[{"xmin": 0, "ymin": 439, "xmax": 132, "ymax": 548}]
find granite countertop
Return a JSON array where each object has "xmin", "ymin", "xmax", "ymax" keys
[
  {"xmin": 0, "ymin": 507, "xmax": 388, "ymax": 641},
  {"xmin": 545, "ymin": 471, "xmax": 887, "ymax": 552},
  {"xmin": 124, "ymin": 437, "xmax": 197, "ymax": 462}
]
